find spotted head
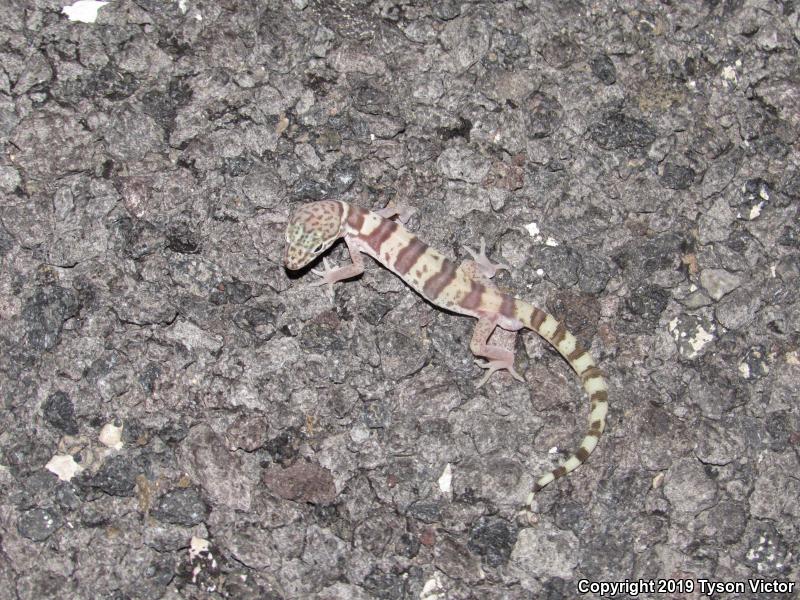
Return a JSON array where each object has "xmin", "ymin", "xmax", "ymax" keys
[{"xmin": 284, "ymin": 201, "xmax": 345, "ymax": 270}]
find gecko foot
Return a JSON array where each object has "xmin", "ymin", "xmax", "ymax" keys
[
  {"xmin": 474, "ymin": 358, "xmax": 525, "ymax": 387},
  {"xmin": 463, "ymin": 237, "xmax": 510, "ymax": 279},
  {"xmin": 310, "ymin": 257, "xmax": 337, "ymax": 301}
]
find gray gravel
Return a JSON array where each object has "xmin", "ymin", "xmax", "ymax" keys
[{"xmin": 1, "ymin": 1, "xmax": 799, "ymax": 598}]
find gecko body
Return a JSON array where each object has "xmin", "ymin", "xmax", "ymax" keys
[{"xmin": 284, "ymin": 200, "xmax": 608, "ymax": 504}]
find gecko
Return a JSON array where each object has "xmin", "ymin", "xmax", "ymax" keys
[{"xmin": 283, "ymin": 200, "xmax": 608, "ymax": 505}]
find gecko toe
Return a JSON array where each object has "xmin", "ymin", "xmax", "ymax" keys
[{"xmin": 474, "ymin": 358, "xmax": 523, "ymax": 386}]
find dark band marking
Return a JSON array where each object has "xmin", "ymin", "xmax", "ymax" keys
[
  {"xmin": 394, "ymin": 236, "xmax": 428, "ymax": 275},
  {"xmin": 581, "ymin": 366, "xmax": 604, "ymax": 382},
  {"xmin": 551, "ymin": 322, "xmax": 567, "ymax": 345},
  {"xmin": 530, "ymin": 308, "xmax": 546, "ymax": 330},
  {"xmin": 567, "ymin": 346, "xmax": 586, "ymax": 362},
  {"xmin": 500, "ymin": 295, "xmax": 516, "ymax": 319},
  {"xmin": 363, "ymin": 218, "xmax": 398, "ymax": 253},
  {"xmin": 460, "ymin": 280, "xmax": 485, "ymax": 311},
  {"xmin": 588, "ymin": 419, "xmax": 603, "ymax": 436},
  {"xmin": 575, "ymin": 447, "xmax": 590, "ymax": 462},
  {"xmin": 346, "ymin": 206, "xmax": 367, "ymax": 231},
  {"xmin": 423, "ymin": 258, "xmax": 457, "ymax": 299},
  {"xmin": 591, "ymin": 390, "xmax": 608, "ymax": 404},
  {"xmin": 552, "ymin": 466, "xmax": 567, "ymax": 479}
]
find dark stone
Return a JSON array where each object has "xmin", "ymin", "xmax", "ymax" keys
[
  {"xmin": 590, "ymin": 53, "xmax": 616, "ymax": 85},
  {"xmin": 777, "ymin": 226, "xmax": 799, "ymax": 247},
  {"xmin": 362, "ymin": 400, "xmax": 391, "ymax": 429},
  {"xmin": 626, "ymin": 284, "xmax": 669, "ymax": 319},
  {"xmin": 292, "ymin": 178, "xmax": 330, "ymax": 200},
  {"xmin": 743, "ymin": 177, "xmax": 770, "ymax": 199},
  {"xmin": 467, "ymin": 517, "xmax": 518, "ymax": 567},
  {"xmin": 13, "ymin": 571, "xmax": 70, "ymax": 599},
  {"xmin": 540, "ymin": 32, "xmax": 581, "ymax": 69},
  {"xmin": 736, "ymin": 177, "xmax": 771, "ymax": 218},
  {"xmin": 614, "ymin": 232, "xmax": 688, "ymax": 276},
  {"xmin": 121, "ymin": 419, "xmax": 149, "ymax": 447},
  {"xmin": 500, "ymin": 32, "xmax": 530, "ymax": 60},
  {"xmin": 314, "ymin": 128, "xmax": 342, "ymax": 152},
  {"xmin": 405, "ymin": 501, "xmax": 442, "ymax": 524},
  {"xmin": 354, "ymin": 83, "xmax": 393, "ymax": 116},
  {"xmin": 41, "ymin": 391, "xmax": 79, "ymax": 435},
  {"xmin": 208, "ymin": 278, "xmax": 253, "ymax": 305},
  {"xmin": 437, "ymin": 117, "xmax": 472, "ymax": 142},
  {"xmin": 22, "ymin": 285, "xmax": 80, "ymax": 352},
  {"xmin": 2, "ymin": 432, "xmax": 55, "ymax": 475},
  {"xmin": 166, "ymin": 221, "xmax": 200, "ymax": 254},
  {"xmin": 85, "ymin": 64, "xmax": 139, "ymax": 100},
  {"xmin": 54, "ymin": 482, "xmax": 82, "ymax": 512},
  {"xmin": 764, "ymin": 411, "xmax": 797, "ymax": 453},
  {"xmin": 330, "ymin": 156, "xmax": 360, "ymax": 193},
  {"xmin": 82, "ymin": 454, "xmax": 139, "ymax": 497},
  {"xmin": 141, "ymin": 76, "xmax": 192, "ymax": 131},
  {"xmin": 395, "ymin": 531, "xmax": 420, "ymax": 558},
  {"xmin": 526, "ymin": 92, "xmax": 563, "ymax": 139},
  {"xmin": 299, "ymin": 315, "xmax": 347, "ymax": 352},
  {"xmin": 363, "ymin": 567, "xmax": 406, "ymax": 600},
  {"xmin": 264, "ymin": 429, "xmax": 301, "ymax": 465},
  {"xmin": 17, "ymin": 507, "xmax": 62, "ymax": 541},
  {"xmin": 222, "ymin": 155, "xmax": 257, "ymax": 177},
  {"xmin": 109, "ymin": 215, "xmax": 163, "ymax": 260},
  {"xmin": 14, "ymin": 471, "xmax": 59, "ymax": 510},
  {"xmin": 158, "ymin": 421, "xmax": 189, "ymax": 445},
  {"xmin": 233, "ymin": 302, "xmax": 283, "ymax": 341},
  {"xmin": 660, "ymin": 162, "xmax": 696, "ymax": 190},
  {"xmin": 152, "ymin": 487, "xmax": 209, "ymax": 526},
  {"xmin": 139, "ymin": 362, "xmax": 162, "ymax": 394},
  {"xmin": 78, "ymin": 502, "xmax": 111, "ymax": 528},
  {"xmin": 590, "ymin": 111, "xmax": 657, "ymax": 150}
]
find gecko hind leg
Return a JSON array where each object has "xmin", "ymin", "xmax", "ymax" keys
[
  {"xmin": 460, "ymin": 239, "xmax": 522, "ymax": 386},
  {"xmin": 470, "ymin": 317, "xmax": 525, "ymax": 387}
]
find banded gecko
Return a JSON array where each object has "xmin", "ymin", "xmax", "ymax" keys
[{"xmin": 284, "ymin": 200, "xmax": 608, "ymax": 504}]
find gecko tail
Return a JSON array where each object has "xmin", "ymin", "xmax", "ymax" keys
[{"xmin": 517, "ymin": 301, "xmax": 609, "ymax": 505}]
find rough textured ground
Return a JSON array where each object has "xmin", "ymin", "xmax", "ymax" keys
[{"xmin": 1, "ymin": 0, "xmax": 799, "ymax": 598}]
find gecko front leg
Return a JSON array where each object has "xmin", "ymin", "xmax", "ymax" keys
[
  {"xmin": 310, "ymin": 235, "xmax": 366, "ymax": 299},
  {"xmin": 462, "ymin": 237, "xmax": 510, "ymax": 279}
]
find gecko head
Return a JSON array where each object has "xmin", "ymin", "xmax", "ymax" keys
[{"xmin": 283, "ymin": 201, "xmax": 344, "ymax": 270}]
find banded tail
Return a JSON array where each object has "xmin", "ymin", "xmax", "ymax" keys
[{"xmin": 518, "ymin": 301, "xmax": 608, "ymax": 504}]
